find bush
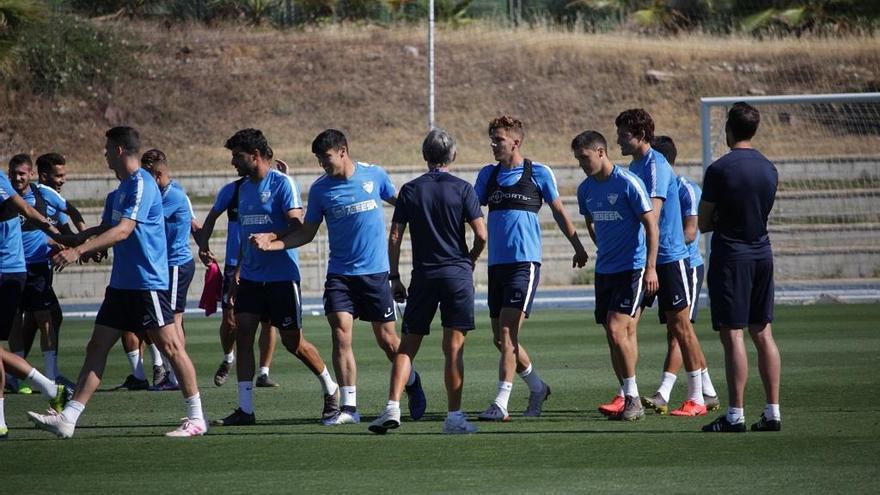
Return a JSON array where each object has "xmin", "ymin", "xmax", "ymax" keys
[{"xmin": 10, "ymin": 13, "xmax": 137, "ymax": 96}]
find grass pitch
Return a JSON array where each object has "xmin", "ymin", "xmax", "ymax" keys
[{"xmin": 3, "ymin": 304, "xmax": 879, "ymax": 494}]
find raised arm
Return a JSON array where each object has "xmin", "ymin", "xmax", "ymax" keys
[
  {"xmin": 251, "ymin": 221, "xmax": 319, "ymax": 251},
  {"xmin": 53, "ymin": 218, "xmax": 136, "ymax": 269}
]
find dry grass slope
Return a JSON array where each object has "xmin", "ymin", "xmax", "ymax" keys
[{"xmin": 1, "ymin": 22, "xmax": 878, "ymax": 172}]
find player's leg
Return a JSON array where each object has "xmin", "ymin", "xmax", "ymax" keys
[
  {"xmin": 702, "ymin": 259, "xmax": 749, "ymax": 432},
  {"xmin": 605, "ymin": 310, "xmax": 644, "ymax": 421},
  {"xmin": 361, "ymin": 271, "xmax": 426, "ymax": 421},
  {"xmin": 0, "ymin": 358, "xmax": 6, "ymax": 438},
  {"xmin": 255, "ymin": 321, "xmax": 278, "ymax": 387},
  {"xmin": 5, "ymin": 311, "xmax": 33, "ymax": 394},
  {"xmin": 327, "ymin": 311, "xmax": 358, "ymax": 424},
  {"xmin": 116, "ymin": 330, "xmax": 149, "ymax": 390},
  {"xmin": 512, "ymin": 263, "xmax": 550, "ymax": 416},
  {"xmin": 747, "ymin": 256, "xmax": 781, "ymax": 431},
  {"xmin": 147, "ymin": 319, "xmax": 206, "ymax": 437},
  {"xmin": 214, "ymin": 265, "xmax": 238, "ymax": 387},
  {"xmin": 655, "ymin": 260, "xmax": 708, "ymax": 416},
  {"xmin": 438, "ymin": 277, "xmax": 477, "ymax": 433},
  {"xmin": 598, "ymin": 270, "xmax": 646, "ymax": 416},
  {"xmin": 368, "ymin": 333, "xmax": 423, "ymax": 434},
  {"xmin": 0, "ymin": 346, "xmax": 67, "ymax": 407}
]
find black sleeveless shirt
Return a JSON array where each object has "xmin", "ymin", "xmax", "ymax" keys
[{"xmin": 485, "ymin": 159, "xmax": 543, "ymax": 213}]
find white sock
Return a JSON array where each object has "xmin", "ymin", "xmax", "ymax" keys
[
  {"xmin": 238, "ymin": 381, "xmax": 254, "ymax": 414},
  {"xmin": 493, "ymin": 381, "xmax": 513, "ymax": 410},
  {"xmin": 317, "ymin": 367, "xmax": 338, "ymax": 396},
  {"xmin": 186, "ymin": 394, "xmax": 204, "ymax": 422},
  {"xmin": 701, "ymin": 368, "xmax": 717, "ymax": 397},
  {"xmin": 686, "ymin": 370, "xmax": 704, "ymax": 404},
  {"xmin": 406, "ymin": 368, "xmax": 417, "ymax": 387},
  {"xmin": 149, "ymin": 344, "xmax": 163, "ymax": 367},
  {"xmin": 43, "ymin": 351, "xmax": 58, "ymax": 380},
  {"xmin": 224, "ymin": 352, "xmax": 235, "ymax": 364},
  {"xmin": 62, "ymin": 400, "xmax": 85, "ymax": 425},
  {"xmin": 656, "ymin": 372, "xmax": 677, "ymax": 402},
  {"xmin": 518, "ymin": 364, "xmax": 545, "ymax": 393},
  {"xmin": 259, "ymin": 366, "xmax": 270, "ymax": 377},
  {"xmin": 0, "ymin": 398, "xmax": 5, "ymax": 428},
  {"xmin": 726, "ymin": 407, "xmax": 744, "ymax": 424},
  {"xmin": 616, "ymin": 385, "xmax": 625, "ymax": 398},
  {"xmin": 623, "ymin": 376, "xmax": 639, "ymax": 398},
  {"xmin": 341, "ymin": 386, "xmax": 357, "ymax": 408},
  {"xmin": 386, "ymin": 400, "xmax": 400, "ymax": 411},
  {"xmin": 27, "ymin": 368, "xmax": 56, "ymax": 398},
  {"xmin": 126, "ymin": 350, "xmax": 146, "ymax": 380},
  {"xmin": 447, "ymin": 409, "xmax": 464, "ymax": 420},
  {"xmin": 764, "ymin": 403, "xmax": 781, "ymax": 420}
]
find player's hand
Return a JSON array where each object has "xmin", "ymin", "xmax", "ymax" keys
[
  {"xmin": 52, "ymin": 247, "xmax": 81, "ymax": 271},
  {"xmin": 198, "ymin": 248, "xmax": 216, "ymax": 266},
  {"xmin": 572, "ymin": 250, "xmax": 589, "ymax": 268},
  {"xmin": 392, "ymin": 279, "xmax": 407, "ymax": 303},
  {"xmin": 250, "ymin": 233, "xmax": 277, "ymax": 251},
  {"xmin": 274, "ymin": 159, "xmax": 289, "ymax": 174},
  {"xmin": 643, "ymin": 266, "xmax": 659, "ymax": 296},
  {"xmin": 89, "ymin": 250, "xmax": 108, "ymax": 263},
  {"xmin": 57, "ymin": 233, "xmax": 83, "ymax": 247}
]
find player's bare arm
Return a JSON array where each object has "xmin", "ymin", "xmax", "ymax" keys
[
  {"xmin": 683, "ymin": 214, "xmax": 698, "ymax": 244},
  {"xmin": 698, "ymin": 200, "xmax": 716, "ymax": 233},
  {"xmin": 196, "ymin": 207, "xmax": 225, "ymax": 265},
  {"xmin": 388, "ymin": 221, "xmax": 407, "ymax": 302},
  {"xmin": 639, "ymin": 210, "xmax": 660, "ymax": 295},
  {"xmin": 251, "ymin": 220, "xmax": 319, "ymax": 251},
  {"xmin": 548, "ymin": 196, "xmax": 589, "ymax": 268},
  {"xmin": 53, "ymin": 217, "xmax": 137, "ymax": 269},
  {"xmin": 467, "ymin": 217, "xmax": 487, "ymax": 267}
]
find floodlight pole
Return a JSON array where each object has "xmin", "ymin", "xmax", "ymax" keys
[{"xmin": 428, "ymin": 0, "xmax": 435, "ymax": 130}]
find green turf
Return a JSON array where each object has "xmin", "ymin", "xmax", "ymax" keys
[{"xmin": 3, "ymin": 304, "xmax": 879, "ymax": 494}]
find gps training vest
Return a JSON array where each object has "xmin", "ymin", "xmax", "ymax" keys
[
  {"xmin": 227, "ymin": 177, "xmax": 247, "ymax": 222},
  {"xmin": 21, "ymin": 183, "xmax": 49, "ymax": 231},
  {"xmin": 485, "ymin": 159, "xmax": 543, "ymax": 213}
]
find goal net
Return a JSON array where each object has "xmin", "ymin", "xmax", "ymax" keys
[{"xmin": 700, "ymin": 93, "xmax": 880, "ymax": 286}]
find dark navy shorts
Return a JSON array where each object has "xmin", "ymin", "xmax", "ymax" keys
[
  {"xmin": 594, "ymin": 268, "xmax": 647, "ymax": 324},
  {"xmin": 21, "ymin": 262, "xmax": 57, "ymax": 313},
  {"xmin": 0, "ymin": 272, "xmax": 27, "ymax": 340},
  {"xmin": 488, "ymin": 262, "xmax": 541, "ymax": 318},
  {"xmin": 402, "ymin": 272, "xmax": 475, "ymax": 335},
  {"xmin": 642, "ymin": 259, "xmax": 692, "ymax": 321},
  {"xmin": 324, "ymin": 272, "xmax": 396, "ymax": 323},
  {"xmin": 234, "ymin": 278, "xmax": 302, "ymax": 332},
  {"xmin": 660, "ymin": 263, "xmax": 705, "ymax": 324},
  {"xmin": 708, "ymin": 256, "xmax": 774, "ymax": 331},
  {"xmin": 168, "ymin": 259, "xmax": 196, "ymax": 314},
  {"xmin": 95, "ymin": 286, "xmax": 175, "ymax": 332},
  {"xmin": 221, "ymin": 264, "xmax": 237, "ymax": 310}
]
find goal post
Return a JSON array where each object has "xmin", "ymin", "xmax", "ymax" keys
[{"xmin": 699, "ymin": 92, "xmax": 880, "ymax": 288}]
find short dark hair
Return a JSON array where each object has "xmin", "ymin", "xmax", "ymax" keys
[
  {"xmin": 726, "ymin": 102, "xmax": 760, "ymax": 142},
  {"xmin": 225, "ymin": 128, "xmax": 271, "ymax": 157},
  {"xmin": 36, "ymin": 153, "xmax": 66, "ymax": 175},
  {"xmin": 652, "ymin": 135, "xmax": 677, "ymax": 165},
  {"xmin": 488, "ymin": 115, "xmax": 524, "ymax": 139},
  {"xmin": 105, "ymin": 126, "xmax": 141, "ymax": 156},
  {"xmin": 615, "ymin": 108, "xmax": 655, "ymax": 143},
  {"xmin": 571, "ymin": 131, "xmax": 607, "ymax": 151},
  {"xmin": 311, "ymin": 129, "xmax": 348, "ymax": 155},
  {"xmin": 9, "ymin": 153, "xmax": 32, "ymax": 169},
  {"xmin": 141, "ymin": 149, "xmax": 167, "ymax": 168}
]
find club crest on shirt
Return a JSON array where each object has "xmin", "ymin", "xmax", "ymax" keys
[
  {"xmin": 607, "ymin": 193, "xmax": 619, "ymax": 205},
  {"xmin": 362, "ymin": 181, "xmax": 374, "ymax": 194},
  {"xmin": 260, "ymin": 191, "xmax": 271, "ymax": 203}
]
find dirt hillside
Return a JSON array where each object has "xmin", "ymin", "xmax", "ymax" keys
[{"xmin": 2, "ymin": 22, "xmax": 878, "ymax": 172}]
